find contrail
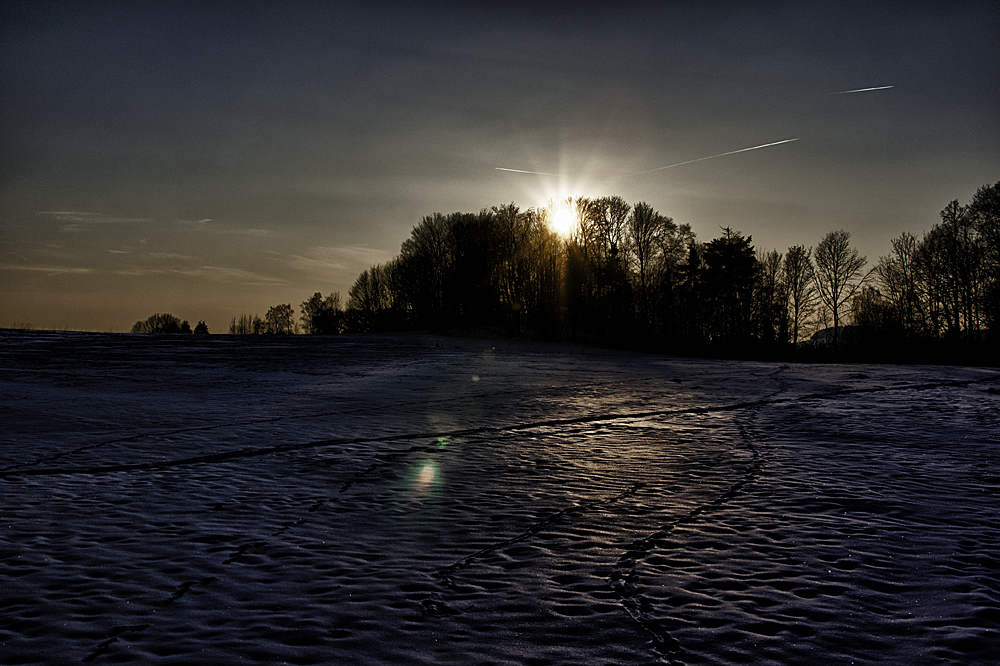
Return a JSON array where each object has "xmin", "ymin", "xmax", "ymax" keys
[
  {"xmin": 494, "ymin": 167, "xmax": 563, "ymax": 176},
  {"xmin": 619, "ymin": 138, "xmax": 800, "ymax": 178},
  {"xmin": 829, "ymin": 85, "xmax": 894, "ymax": 95},
  {"xmin": 495, "ymin": 138, "xmax": 801, "ymax": 180}
]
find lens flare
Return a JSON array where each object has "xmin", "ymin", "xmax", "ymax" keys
[{"xmin": 412, "ymin": 460, "xmax": 440, "ymax": 497}]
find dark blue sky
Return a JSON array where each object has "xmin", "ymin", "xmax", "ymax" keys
[{"xmin": 2, "ymin": 1, "xmax": 997, "ymax": 331}]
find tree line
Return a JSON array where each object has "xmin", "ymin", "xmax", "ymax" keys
[
  {"xmin": 131, "ymin": 313, "xmax": 208, "ymax": 334},
  {"xmin": 329, "ymin": 183, "xmax": 995, "ymax": 360},
  {"xmin": 132, "ymin": 182, "xmax": 997, "ymax": 363}
]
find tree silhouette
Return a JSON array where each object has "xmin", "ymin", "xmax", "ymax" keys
[
  {"xmin": 922, "ymin": 199, "xmax": 990, "ymax": 341},
  {"xmin": 301, "ymin": 292, "xmax": 343, "ymax": 334},
  {"xmin": 627, "ymin": 202, "xmax": 672, "ymax": 339},
  {"xmin": 813, "ymin": 230, "xmax": 869, "ymax": 350},
  {"xmin": 783, "ymin": 245, "xmax": 817, "ymax": 345},
  {"xmin": 264, "ymin": 304, "xmax": 297, "ymax": 334},
  {"xmin": 875, "ymin": 232, "xmax": 926, "ymax": 340},
  {"xmin": 229, "ymin": 314, "xmax": 264, "ymax": 334},
  {"xmin": 397, "ymin": 213, "xmax": 455, "ymax": 328},
  {"xmin": 851, "ymin": 285, "xmax": 897, "ymax": 352},
  {"xmin": 131, "ymin": 313, "xmax": 187, "ymax": 334},
  {"xmin": 346, "ymin": 262, "xmax": 398, "ymax": 332},
  {"xmin": 968, "ymin": 182, "xmax": 1000, "ymax": 337},
  {"xmin": 755, "ymin": 249, "xmax": 788, "ymax": 346},
  {"xmin": 702, "ymin": 228, "xmax": 757, "ymax": 347},
  {"xmin": 325, "ymin": 185, "xmax": 993, "ymax": 362}
]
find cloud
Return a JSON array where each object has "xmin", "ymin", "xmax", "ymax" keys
[
  {"xmin": 0, "ymin": 263, "xmax": 93, "ymax": 276},
  {"xmin": 109, "ymin": 265, "xmax": 286, "ymax": 285},
  {"xmin": 176, "ymin": 218, "xmax": 280, "ymax": 238},
  {"xmin": 225, "ymin": 228, "xmax": 280, "ymax": 238},
  {"xmin": 170, "ymin": 265, "xmax": 288, "ymax": 286},
  {"xmin": 280, "ymin": 245, "xmax": 394, "ymax": 274},
  {"xmin": 147, "ymin": 252, "xmax": 195, "ymax": 260},
  {"xmin": 39, "ymin": 211, "xmax": 152, "ymax": 233}
]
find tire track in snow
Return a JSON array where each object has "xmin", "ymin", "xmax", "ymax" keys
[
  {"xmin": 420, "ymin": 481, "xmax": 647, "ymax": 619},
  {"xmin": 74, "ymin": 435, "xmax": 445, "ymax": 662},
  {"xmin": 45, "ymin": 372, "xmax": 998, "ymax": 663},
  {"xmin": 608, "ymin": 370, "xmax": 786, "ymax": 664},
  {"xmin": 433, "ymin": 481, "xmax": 648, "ymax": 588},
  {"xmin": 3, "ymin": 376, "xmax": 992, "ymax": 479},
  {"xmin": 0, "ymin": 374, "xmax": 663, "ymax": 474},
  {"xmin": 80, "ymin": 624, "xmax": 152, "ymax": 663}
]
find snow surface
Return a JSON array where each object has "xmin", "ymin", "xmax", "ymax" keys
[{"xmin": 1, "ymin": 330, "xmax": 998, "ymax": 665}]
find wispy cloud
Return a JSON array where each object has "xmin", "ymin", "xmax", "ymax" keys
[
  {"xmin": 0, "ymin": 263, "xmax": 93, "ymax": 276},
  {"xmin": 171, "ymin": 265, "xmax": 288, "ymax": 286},
  {"xmin": 109, "ymin": 265, "xmax": 287, "ymax": 285},
  {"xmin": 147, "ymin": 252, "xmax": 195, "ymax": 260},
  {"xmin": 39, "ymin": 211, "xmax": 152, "ymax": 233},
  {"xmin": 176, "ymin": 217, "xmax": 280, "ymax": 238},
  {"xmin": 280, "ymin": 245, "xmax": 393, "ymax": 273},
  {"xmin": 221, "ymin": 228, "xmax": 280, "ymax": 238}
]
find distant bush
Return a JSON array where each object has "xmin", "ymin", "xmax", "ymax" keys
[
  {"xmin": 193, "ymin": 320, "xmax": 209, "ymax": 334},
  {"xmin": 131, "ymin": 313, "xmax": 191, "ymax": 334}
]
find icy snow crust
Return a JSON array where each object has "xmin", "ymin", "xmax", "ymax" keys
[{"xmin": 1, "ymin": 330, "xmax": 998, "ymax": 665}]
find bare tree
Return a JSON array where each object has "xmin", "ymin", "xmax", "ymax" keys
[
  {"xmin": 783, "ymin": 245, "xmax": 817, "ymax": 344},
  {"xmin": 627, "ymin": 202, "xmax": 674, "ymax": 331},
  {"xmin": 264, "ymin": 304, "xmax": 297, "ymax": 334},
  {"xmin": 346, "ymin": 263, "xmax": 395, "ymax": 331},
  {"xmin": 229, "ymin": 313, "xmax": 264, "ymax": 334},
  {"xmin": 876, "ymin": 232, "xmax": 926, "ymax": 338},
  {"xmin": 969, "ymin": 182, "xmax": 1000, "ymax": 335},
  {"xmin": 755, "ymin": 249, "xmax": 788, "ymax": 344},
  {"xmin": 300, "ymin": 292, "xmax": 343, "ymax": 334},
  {"xmin": 581, "ymin": 196, "xmax": 630, "ymax": 262},
  {"xmin": 813, "ymin": 230, "xmax": 870, "ymax": 349}
]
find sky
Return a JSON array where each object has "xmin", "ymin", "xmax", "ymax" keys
[{"xmin": 1, "ymin": 1, "xmax": 997, "ymax": 333}]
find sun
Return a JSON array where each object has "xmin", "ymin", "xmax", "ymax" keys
[{"xmin": 550, "ymin": 202, "xmax": 577, "ymax": 238}]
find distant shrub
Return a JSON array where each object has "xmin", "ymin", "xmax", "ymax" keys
[
  {"xmin": 193, "ymin": 320, "xmax": 209, "ymax": 334},
  {"xmin": 131, "ymin": 313, "xmax": 191, "ymax": 334}
]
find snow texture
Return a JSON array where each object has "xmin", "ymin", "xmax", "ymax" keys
[{"xmin": 1, "ymin": 330, "xmax": 999, "ymax": 665}]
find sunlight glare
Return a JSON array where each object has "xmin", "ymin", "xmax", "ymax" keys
[{"xmin": 550, "ymin": 202, "xmax": 577, "ymax": 238}]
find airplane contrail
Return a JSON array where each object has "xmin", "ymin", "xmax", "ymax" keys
[
  {"xmin": 829, "ymin": 85, "xmax": 894, "ymax": 95},
  {"xmin": 495, "ymin": 138, "xmax": 801, "ymax": 180},
  {"xmin": 494, "ymin": 167, "xmax": 562, "ymax": 176},
  {"xmin": 619, "ymin": 138, "xmax": 800, "ymax": 178}
]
